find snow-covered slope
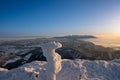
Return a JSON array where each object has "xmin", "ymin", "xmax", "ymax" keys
[{"xmin": 0, "ymin": 59, "xmax": 120, "ymax": 80}]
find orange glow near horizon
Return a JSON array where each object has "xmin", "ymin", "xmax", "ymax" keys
[
  {"xmin": 94, "ymin": 34, "xmax": 120, "ymax": 39},
  {"xmin": 84, "ymin": 33, "xmax": 120, "ymax": 48}
]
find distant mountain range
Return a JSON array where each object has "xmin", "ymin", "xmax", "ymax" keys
[{"xmin": 53, "ymin": 35, "xmax": 96, "ymax": 39}]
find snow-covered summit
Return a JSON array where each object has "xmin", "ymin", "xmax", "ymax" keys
[
  {"xmin": 0, "ymin": 59, "xmax": 120, "ymax": 80},
  {"xmin": 0, "ymin": 42, "xmax": 120, "ymax": 80}
]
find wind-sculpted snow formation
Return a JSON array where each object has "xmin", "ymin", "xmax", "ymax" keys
[
  {"xmin": 40, "ymin": 42, "xmax": 62, "ymax": 80},
  {"xmin": 0, "ymin": 42, "xmax": 120, "ymax": 80}
]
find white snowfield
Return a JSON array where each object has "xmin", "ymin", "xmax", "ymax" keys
[
  {"xmin": 0, "ymin": 59, "xmax": 120, "ymax": 80},
  {"xmin": 0, "ymin": 42, "xmax": 120, "ymax": 80}
]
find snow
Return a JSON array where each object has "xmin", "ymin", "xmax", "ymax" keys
[
  {"xmin": 24, "ymin": 53, "xmax": 32, "ymax": 60},
  {"xmin": 3, "ymin": 57, "xmax": 21, "ymax": 66},
  {"xmin": 0, "ymin": 59, "xmax": 120, "ymax": 80},
  {"xmin": 40, "ymin": 42, "xmax": 62, "ymax": 80},
  {"xmin": 0, "ymin": 42, "xmax": 120, "ymax": 80},
  {"xmin": 0, "ymin": 68, "xmax": 8, "ymax": 71}
]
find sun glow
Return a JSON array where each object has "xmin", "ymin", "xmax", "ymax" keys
[{"xmin": 94, "ymin": 34, "xmax": 120, "ymax": 39}]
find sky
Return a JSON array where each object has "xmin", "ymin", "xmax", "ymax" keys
[{"xmin": 0, "ymin": 0, "xmax": 120, "ymax": 37}]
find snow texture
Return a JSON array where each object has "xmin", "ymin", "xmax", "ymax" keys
[
  {"xmin": 0, "ymin": 59, "xmax": 120, "ymax": 80},
  {"xmin": 0, "ymin": 42, "xmax": 120, "ymax": 80},
  {"xmin": 40, "ymin": 42, "xmax": 62, "ymax": 80}
]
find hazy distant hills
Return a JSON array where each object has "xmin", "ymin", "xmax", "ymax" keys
[{"xmin": 53, "ymin": 35, "xmax": 96, "ymax": 39}]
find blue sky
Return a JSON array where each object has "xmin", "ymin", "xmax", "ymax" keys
[{"xmin": 0, "ymin": 0, "xmax": 120, "ymax": 36}]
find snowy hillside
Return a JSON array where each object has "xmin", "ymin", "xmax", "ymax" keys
[
  {"xmin": 0, "ymin": 42, "xmax": 120, "ymax": 80},
  {"xmin": 0, "ymin": 59, "xmax": 120, "ymax": 80}
]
